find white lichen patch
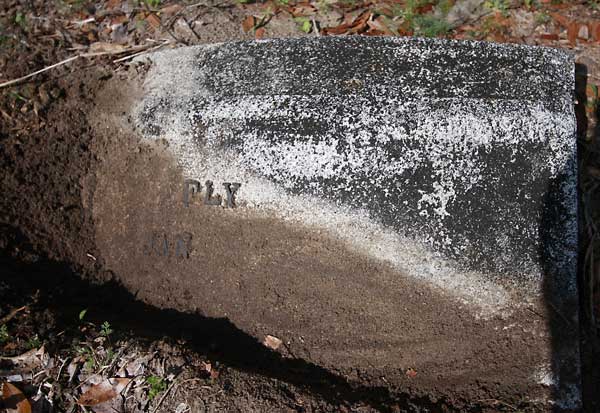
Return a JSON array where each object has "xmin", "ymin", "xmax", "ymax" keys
[{"xmin": 131, "ymin": 37, "xmax": 578, "ymax": 319}]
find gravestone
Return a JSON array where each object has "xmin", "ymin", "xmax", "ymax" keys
[{"xmin": 92, "ymin": 37, "xmax": 580, "ymax": 409}]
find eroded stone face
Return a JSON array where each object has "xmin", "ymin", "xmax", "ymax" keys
[{"xmin": 92, "ymin": 37, "xmax": 580, "ymax": 409}]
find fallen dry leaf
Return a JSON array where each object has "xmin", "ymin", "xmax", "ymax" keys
[
  {"xmin": 322, "ymin": 24, "xmax": 350, "ymax": 35},
  {"xmin": 591, "ymin": 21, "xmax": 600, "ymax": 42},
  {"xmin": 77, "ymin": 378, "xmax": 131, "ymax": 406},
  {"xmin": 89, "ymin": 42, "xmax": 127, "ymax": 54},
  {"xmin": 364, "ymin": 29, "xmax": 386, "ymax": 36},
  {"xmin": 348, "ymin": 10, "xmax": 371, "ymax": 34},
  {"xmin": 109, "ymin": 14, "xmax": 128, "ymax": 25},
  {"xmin": 366, "ymin": 15, "xmax": 392, "ymax": 35},
  {"xmin": 567, "ymin": 21, "xmax": 579, "ymax": 46},
  {"xmin": 160, "ymin": 4, "xmax": 183, "ymax": 16},
  {"xmin": 322, "ymin": 9, "xmax": 374, "ymax": 35},
  {"xmin": 200, "ymin": 360, "xmax": 219, "ymax": 379},
  {"xmin": 106, "ymin": 0, "xmax": 121, "ymax": 9},
  {"xmin": 288, "ymin": 4, "xmax": 317, "ymax": 17},
  {"xmin": 0, "ymin": 346, "xmax": 46, "ymax": 373},
  {"xmin": 242, "ymin": 16, "xmax": 256, "ymax": 33},
  {"xmin": 539, "ymin": 33, "xmax": 559, "ymax": 41},
  {"xmin": 67, "ymin": 358, "xmax": 82, "ymax": 382},
  {"xmin": 145, "ymin": 13, "xmax": 161, "ymax": 29},
  {"xmin": 2, "ymin": 382, "xmax": 32, "ymax": 413},
  {"xmin": 255, "ymin": 27, "xmax": 266, "ymax": 39},
  {"xmin": 200, "ymin": 361, "xmax": 212, "ymax": 374},
  {"xmin": 415, "ymin": 3, "xmax": 433, "ymax": 13},
  {"xmin": 578, "ymin": 24, "xmax": 590, "ymax": 40},
  {"xmin": 263, "ymin": 335, "xmax": 282, "ymax": 350},
  {"xmin": 550, "ymin": 12, "xmax": 570, "ymax": 28}
]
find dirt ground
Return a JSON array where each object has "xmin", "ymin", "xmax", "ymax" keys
[{"xmin": 1, "ymin": 0, "xmax": 600, "ymax": 412}]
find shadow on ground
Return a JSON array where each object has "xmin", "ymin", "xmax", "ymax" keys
[{"xmin": 0, "ymin": 225, "xmax": 461, "ymax": 413}]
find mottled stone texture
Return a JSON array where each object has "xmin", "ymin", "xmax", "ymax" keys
[
  {"xmin": 139, "ymin": 37, "xmax": 577, "ymax": 289},
  {"xmin": 132, "ymin": 37, "xmax": 580, "ymax": 407}
]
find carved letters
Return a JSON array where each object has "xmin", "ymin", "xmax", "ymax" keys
[
  {"xmin": 183, "ymin": 179, "xmax": 241, "ymax": 208},
  {"xmin": 143, "ymin": 232, "xmax": 193, "ymax": 259},
  {"xmin": 142, "ymin": 180, "xmax": 242, "ymax": 258}
]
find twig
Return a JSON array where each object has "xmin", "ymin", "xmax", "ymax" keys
[
  {"xmin": 56, "ymin": 357, "xmax": 70, "ymax": 381},
  {"xmin": 142, "ymin": 2, "xmax": 186, "ymax": 46},
  {"xmin": 113, "ymin": 41, "xmax": 169, "ymax": 63},
  {"xmin": 182, "ymin": 16, "xmax": 202, "ymax": 41},
  {"xmin": 0, "ymin": 306, "xmax": 27, "ymax": 324},
  {"xmin": 0, "ymin": 42, "xmax": 167, "ymax": 89},
  {"xmin": 151, "ymin": 378, "xmax": 179, "ymax": 413},
  {"xmin": 0, "ymin": 56, "xmax": 79, "ymax": 89}
]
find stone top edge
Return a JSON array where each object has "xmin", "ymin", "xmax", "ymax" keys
[
  {"xmin": 148, "ymin": 35, "xmax": 574, "ymax": 64},
  {"xmin": 139, "ymin": 36, "xmax": 575, "ymax": 113}
]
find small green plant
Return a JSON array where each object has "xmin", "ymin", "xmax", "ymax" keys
[
  {"xmin": 484, "ymin": 0, "xmax": 509, "ymax": 15},
  {"xmin": 79, "ymin": 308, "xmax": 88, "ymax": 321},
  {"xmin": 146, "ymin": 376, "xmax": 167, "ymax": 400},
  {"xmin": 9, "ymin": 91, "xmax": 27, "ymax": 102},
  {"xmin": 393, "ymin": 0, "xmax": 417, "ymax": 20},
  {"xmin": 276, "ymin": 0, "xmax": 290, "ymax": 5},
  {"xmin": 100, "ymin": 321, "xmax": 113, "ymax": 337},
  {"xmin": 105, "ymin": 348, "xmax": 115, "ymax": 363},
  {"xmin": 413, "ymin": 14, "xmax": 450, "ymax": 37},
  {"xmin": 15, "ymin": 12, "xmax": 26, "ymax": 28},
  {"xmin": 393, "ymin": 0, "xmax": 445, "ymax": 35},
  {"xmin": 535, "ymin": 12, "xmax": 550, "ymax": 25},
  {"xmin": 316, "ymin": 0, "xmax": 332, "ymax": 13},
  {"xmin": 84, "ymin": 357, "xmax": 95, "ymax": 370},
  {"xmin": 436, "ymin": 0, "xmax": 453, "ymax": 15},
  {"xmin": 26, "ymin": 335, "xmax": 41, "ymax": 349},
  {"xmin": 75, "ymin": 345, "xmax": 97, "ymax": 370},
  {"xmin": 145, "ymin": 0, "xmax": 161, "ymax": 7},
  {"xmin": 0, "ymin": 325, "xmax": 9, "ymax": 344},
  {"xmin": 294, "ymin": 17, "xmax": 312, "ymax": 33}
]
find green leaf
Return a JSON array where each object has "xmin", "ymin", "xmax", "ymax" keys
[
  {"xmin": 79, "ymin": 309, "xmax": 88, "ymax": 321},
  {"xmin": 300, "ymin": 20, "xmax": 312, "ymax": 33},
  {"xmin": 145, "ymin": 0, "xmax": 161, "ymax": 7},
  {"xmin": 146, "ymin": 376, "xmax": 167, "ymax": 400},
  {"xmin": 100, "ymin": 321, "xmax": 113, "ymax": 337}
]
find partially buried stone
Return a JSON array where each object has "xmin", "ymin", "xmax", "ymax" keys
[{"xmin": 93, "ymin": 37, "xmax": 580, "ymax": 410}]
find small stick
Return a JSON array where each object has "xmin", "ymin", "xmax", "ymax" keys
[
  {"xmin": 0, "ymin": 56, "xmax": 79, "ymax": 89},
  {"xmin": 113, "ymin": 42, "xmax": 169, "ymax": 63},
  {"xmin": 56, "ymin": 357, "xmax": 70, "ymax": 381},
  {"xmin": 0, "ymin": 306, "xmax": 27, "ymax": 324},
  {"xmin": 0, "ymin": 43, "xmax": 163, "ymax": 89},
  {"xmin": 151, "ymin": 379, "xmax": 178, "ymax": 413}
]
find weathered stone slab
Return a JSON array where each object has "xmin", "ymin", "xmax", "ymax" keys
[{"xmin": 92, "ymin": 37, "xmax": 580, "ymax": 409}]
